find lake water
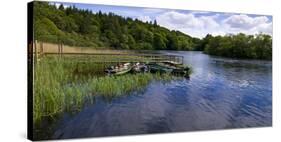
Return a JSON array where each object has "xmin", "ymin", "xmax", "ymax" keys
[{"xmin": 39, "ymin": 51, "xmax": 272, "ymax": 139}]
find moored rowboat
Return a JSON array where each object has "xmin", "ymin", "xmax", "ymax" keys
[{"xmin": 105, "ymin": 63, "xmax": 132, "ymax": 75}]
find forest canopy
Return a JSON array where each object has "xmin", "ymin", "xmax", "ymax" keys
[
  {"xmin": 34, "ymin": 2, "xmax": 198, "ymax": 50},
  {"xmin": 33, "ymin": 2, "xmax": 272, "ymax": 60}
]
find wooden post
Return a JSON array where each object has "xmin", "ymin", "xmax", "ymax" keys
[
  {"xmin": 33, "ymin": 40, "xmax": 37, "ymax": 68},
  {"xmin": 40, "ymin": 42, "xmax": 43, "ymax": 57},
  {"xmin": 58, "ymin": 42, "xmax": 60, "ymax": 54},
  {"xmin": 61, "ymin": 43, "xmax": 63, "ymax": 53},
  {"xmin": 58, "ymin": 42, "xmax": 63, "ymax": 57},
  {"xmin": 34, "ymin": 40, "xmax": 37, "ymax": 63},
  {"xmin": 60, "ymin": 43, "xmax": 63, "ymax": 57},
  {"xmin": 39, "ymin": 42, "xmax": 43, "ymax": 60}
]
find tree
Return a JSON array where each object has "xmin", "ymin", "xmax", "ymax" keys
[
  {"xmin": 58, "ymin": 4, "xmax": 64, "ymax": 10},
  {"xmin": 153, "ymin": 20, "xmax": 157, "ymax": 27},
  {"xmin": 127, "ymin": 35, "xmax": 136, "ymax": 49},
  {"xmin": 153, "ymin": 33, "xmax": 166, "ymax": 50},
  {"xmin": 166, "ymin": 32, "xmax": 179, "ymax": 50}
]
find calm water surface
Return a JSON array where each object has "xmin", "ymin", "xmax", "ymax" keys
[{"xmin": 41, "ymin": 51, "xmax": 272, "ymax": 139}]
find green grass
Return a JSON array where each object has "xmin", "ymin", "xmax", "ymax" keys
[{"xmin": 34, "ymin": 56, "xmax": 179, "ymax": 124}]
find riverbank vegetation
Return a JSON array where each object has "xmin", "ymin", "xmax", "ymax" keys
[
  {"xmin": 34, "ymin": 56, "xmax": 182, "ymax": 123},
  {"xmin": 199, "ymin": 33, "xmax": 272, "ymax": 60}
]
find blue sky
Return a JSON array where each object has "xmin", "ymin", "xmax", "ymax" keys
[{"xmin": 50, "ymin": 2, "xmax": 272, "ymax": 38}]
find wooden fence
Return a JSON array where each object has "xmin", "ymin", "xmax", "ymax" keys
[{"xmin": 33, "ymin": 41, "xmax": 184, "ymax": 65}]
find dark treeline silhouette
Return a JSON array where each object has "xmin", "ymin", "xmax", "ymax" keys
[{"xmin": 34, "ymin": 2, "xmax": 272, "ymax": 60}]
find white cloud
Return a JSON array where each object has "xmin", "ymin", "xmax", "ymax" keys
[
  {"xmin": 256, "ymin": 22, "xmax": 272, "ymax": 34},
  {"xmin": 223, "ymin": 14, "xmax": 272, "ymax": 35},
  {"xmin": 155, "ymin": 11, "xmax": 272, "ymax": 38},
  {"xmin": 224, "ymin": 14, "xmax": 269, "ymax": 29},
  {"xmin": 156, "ymin": 11, "xmax": 220, "ymax": 37}
]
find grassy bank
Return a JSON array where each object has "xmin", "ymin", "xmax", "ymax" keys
[{"xmin": 34, "ymin": 56, "xmax": 179, "ymax": 123}]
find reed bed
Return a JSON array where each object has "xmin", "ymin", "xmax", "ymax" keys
[{"xmin": 34, "ymin": 56, "xmax": 177, "ymax": 123}]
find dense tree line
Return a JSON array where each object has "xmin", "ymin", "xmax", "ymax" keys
[
  {"xmin": 34, "ymin": 2, "xmax": 272, "ymax": 60},
  {"xmin": 34, "ymin": 2, "xmax": 198, "ymax": 50},
  {"xmin": 199, "ymin": 33, "xmax": 272, "ymax": 60}
]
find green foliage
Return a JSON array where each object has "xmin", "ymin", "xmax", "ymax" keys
[
  {"xmin": 34, "ymin": 1, "xmax": 197, "ymax": 50},
  {"xmin": 201, "ymin": 33, "xmax": 272, "ymax": 60},
  {"xmin": 34, "ymin": 56, "xmax": 177, "ymax": 123},
  {"xmin": 153, "ymin": 33, "xmax": 166, "ymax": 50}
]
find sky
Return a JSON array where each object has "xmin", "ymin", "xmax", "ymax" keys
[{"xmin": 50, "ymin": 2, "xmax": 273, "ymax": 38}]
